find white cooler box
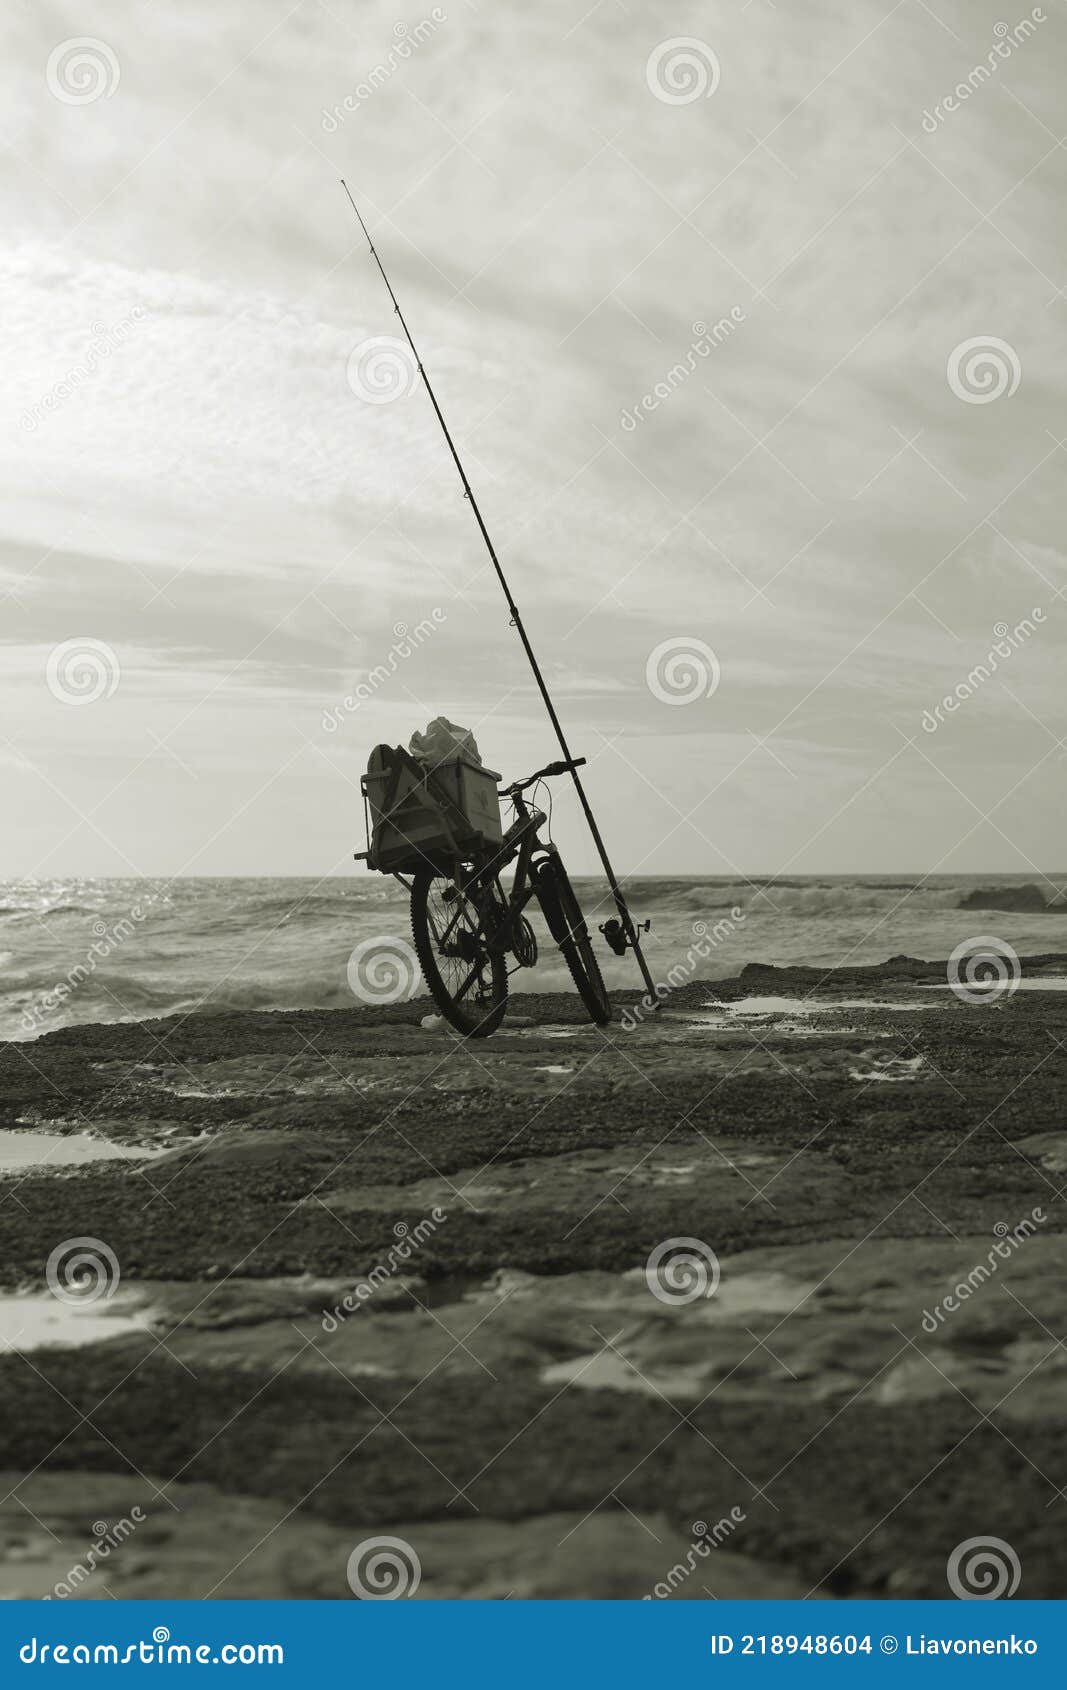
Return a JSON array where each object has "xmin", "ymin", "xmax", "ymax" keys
[{"xmin": 362, "ymin": 744, "xmax": 503, "ymax": 873}]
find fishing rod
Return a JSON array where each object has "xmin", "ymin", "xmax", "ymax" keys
[{"xmin": 340, "ymin": 180, "xmax": 658, "ymax": 1005}]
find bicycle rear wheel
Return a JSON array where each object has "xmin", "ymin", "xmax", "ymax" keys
[
  {"xmin": 535, "ymin": 858, "xmax": 611, "ymax": 1026},
  {"xmin": 410, "ymin": 869, "xmax": 508, "ymax": 1038}
]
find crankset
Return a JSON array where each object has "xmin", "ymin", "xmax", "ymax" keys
[{"xmin": 511, "ymin": 916, "xmax": 538, "ymax": 968}]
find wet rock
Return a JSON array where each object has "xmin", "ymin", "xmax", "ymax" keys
[
  {"xmin": 3, "ymin": 969, "xmax": 1067, "ymax": 1598},
  {"xmin": 0, "ymin": 1475, "xmax": 818, "ymax": 1600},
  {"xmin": 150, "ymin": 1128, "xmax": 341, "ymax": 1172},
  {"xmin": 341, "ymin": 1511, "xmax": 822, "ymax": 1600},
  {"xmin": 316, "ymin": 1140, "xmax": 855, "ymax": 1222},
  {"xmin": 52, "ymin": 1230, "xmax": 1067, "ymax": 1429},
  {"xmin": 0, "ymin": 1472, "xmax": 352, "ymax": 1600}
]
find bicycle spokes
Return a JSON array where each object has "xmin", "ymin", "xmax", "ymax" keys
[{"xmin": 425, "ymin": 882, "xmax": 495, "ymax": 1005}]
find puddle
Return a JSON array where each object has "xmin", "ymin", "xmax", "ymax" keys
[
  {"xmin": 699, "ymin": 996, "xmax": 934, "ymax": 1019},
  {"xmin": 600, "ymin": 1160, "xmax": 738, "ymax": 1188},
  {"xmin": 0, "ymin": 1291, "xmax": 148, "ymax": 1352},
  {"xmin": 0, "ymin": 1131, "xmax": 160, "ymax": 1172},
  {"xmin": 534, "ymin": 1065, "xmax": 573, "ymax": 1075},
  {"xmin": 159, "ymin": 1083, "xmax": 244, "ymax": 1099},
  {"xmin": 684, "ymin": 1015, "xmax": 858, "ymax": 1036},
  {"xmin": 603, "ymin": 1163, "xmax": 698, "ymax": 1184},
  {"xmin": 502, "ymin": 1026, "xmax": 582, "ymax": 1040},
  {"xmin": 543, "ymin": 1350, "xmax": 708, "ymax": 1397},
  {"xmin": 848, "ymin": 1055, "xmax": 926, "ymax": 1083},
  {"xmin": 625, "ymin": 1264, "xmax": 815, "ymax": 1318}
]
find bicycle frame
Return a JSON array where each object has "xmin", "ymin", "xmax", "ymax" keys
[
  {"xmin": 394, "ymin": 764, "xmax": 612, "ymax": 1032},
  {"xmin": 445, "ymin": 789, "xmax": 556, "ymax": 965}
]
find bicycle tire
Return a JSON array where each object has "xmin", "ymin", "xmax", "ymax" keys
[
  {"xmin": 534, "ymin": 858, "xmax": 612, "ymax": 1026},
  {"xmin": 410, "ymin": 868, "xmax": 509, "ymax": 1038}
]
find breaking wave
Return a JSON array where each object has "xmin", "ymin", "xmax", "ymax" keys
[
  {"xmin": 2, "ymin": 873, "xmax": 1065, "ymax": 1039},
  {"xmin": 626, "ymin": 878, "xmax": 1056, "ymax": 918}
]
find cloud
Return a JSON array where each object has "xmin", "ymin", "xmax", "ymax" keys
[{"xmin": 3, "ymin": 0, "xmax": 1065, "ymax": 872}]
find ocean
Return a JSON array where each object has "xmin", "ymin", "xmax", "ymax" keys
[{"xmin": 3, "ymin": 874, "xmax": 1066, "ymax": 1041}]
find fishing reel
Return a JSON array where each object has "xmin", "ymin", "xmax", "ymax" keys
[{"xmin": 599, "ymin": 916, "xmax": 651, "ymax": 957}]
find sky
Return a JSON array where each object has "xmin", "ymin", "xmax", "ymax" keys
[{"xmin": 1, "ymin": 0, "xmax": 1065, "ymax": 878}]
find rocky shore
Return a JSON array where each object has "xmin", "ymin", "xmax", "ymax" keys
[{"xmin": 1, "ymin": 957, "xmax": 1065, "ymax": 1599}]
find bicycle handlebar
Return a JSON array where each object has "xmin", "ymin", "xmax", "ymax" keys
[{"xmin": 501, "ymin": 756, "xmax": 586, "ymax": 796}]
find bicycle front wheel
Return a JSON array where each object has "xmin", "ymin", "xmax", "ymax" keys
[
  {"xmin": 410, "ymin": 869, "xmax": 508, "ymax": 1038},
  {"xmin": 534, "ymin": 859, "xmax": 611, "ymax": 1026}
]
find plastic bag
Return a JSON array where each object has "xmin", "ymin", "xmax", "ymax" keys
[{"xmin": 408, "ymin": 717, "xmax": 483, "ymax": 769}]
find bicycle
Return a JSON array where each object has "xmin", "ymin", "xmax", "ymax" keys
[{"xmin": 407, "ymin": 756, "xmax": 612, "ymax": 1037}]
